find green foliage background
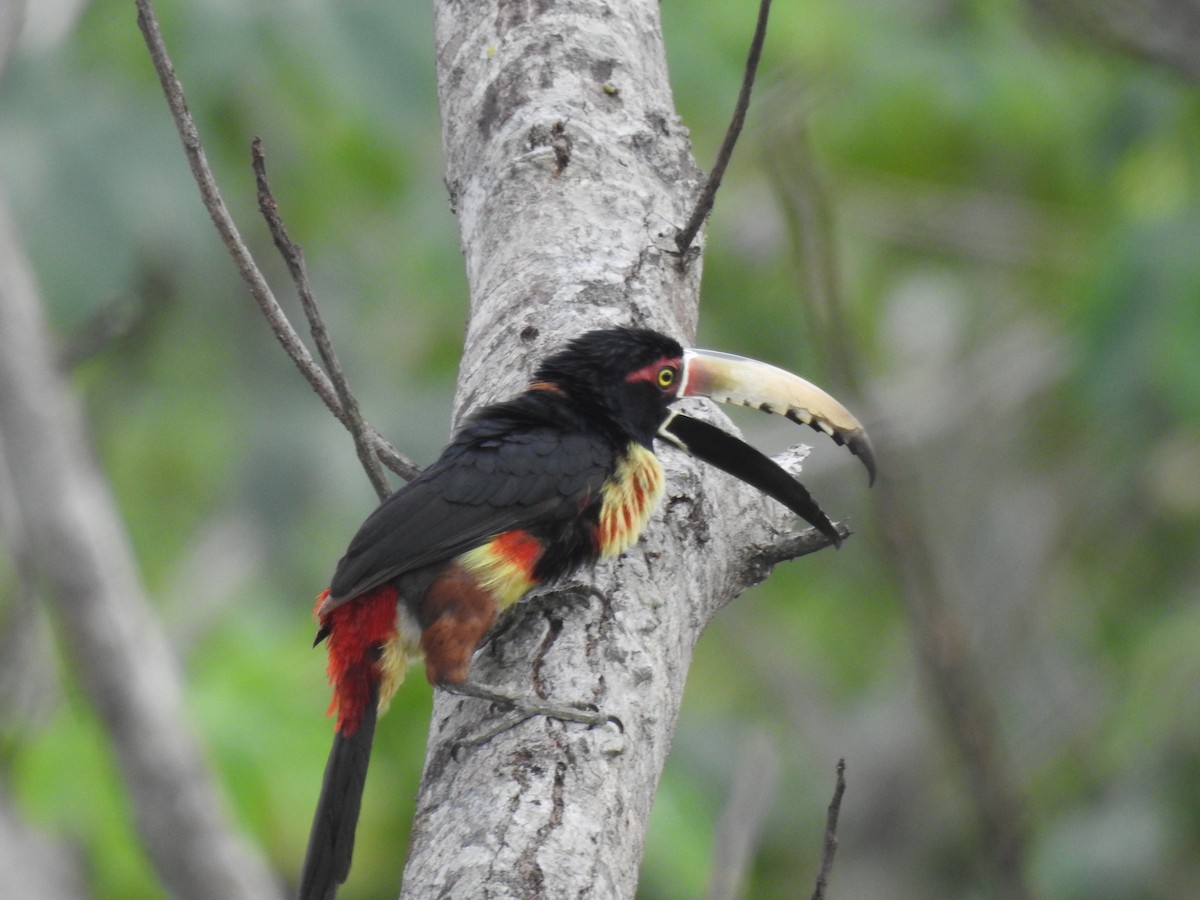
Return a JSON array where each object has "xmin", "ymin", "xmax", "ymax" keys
[{"xmin": 2, "ymin": 1, "xmax": 1198, "ymax": 897}]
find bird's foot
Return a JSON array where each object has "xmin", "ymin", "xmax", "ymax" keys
[{"xmin": 439, "ymin": 680, "xmax": 622, "ymax": 748}]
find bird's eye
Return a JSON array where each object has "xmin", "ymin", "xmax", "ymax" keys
[{"xmin": 657, "ymin": 367, "xmax": 676, "ymax": 389}]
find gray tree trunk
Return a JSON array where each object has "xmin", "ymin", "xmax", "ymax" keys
[
  {"xmin": 0, "ymin": 187, "xmax": 285, "ymax": 900},
  {"xmin": 0, "ymin": 5, "xmax": 284, "ymax": 892},
  {"xmin": 400, "ymin": 2, "xmax": 821, "ymax": 896}
]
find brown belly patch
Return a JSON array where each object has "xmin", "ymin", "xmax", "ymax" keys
[{"xmin": 418, "ymin": 563, "xmax": 499, "ymax": 685}]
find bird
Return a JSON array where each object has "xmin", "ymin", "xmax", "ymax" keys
[{"xmin": 297, "ymin": 326, "xmax": 874, "ymax": 900}]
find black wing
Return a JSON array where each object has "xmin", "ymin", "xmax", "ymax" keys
[{"xmin": 328, "ymin": 408, "xmax": 616, "ymax": 603}]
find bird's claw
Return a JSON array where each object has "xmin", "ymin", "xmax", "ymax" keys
[{"xmin": 440, "ymin": 680, "xmax": 622, "ymax": 749}]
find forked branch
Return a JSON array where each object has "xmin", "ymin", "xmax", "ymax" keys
[
  {"xmin": 251, "ymin": 140, "xmax": 394, "ymax": 499},
  {"xmin": 135, "ymin": 0, "xmax": 418, "ymax": 491}
]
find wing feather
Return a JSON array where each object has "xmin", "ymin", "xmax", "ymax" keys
[{"xmin": 328, "ymin": 409, "xmax": 617, "ymax": 603}]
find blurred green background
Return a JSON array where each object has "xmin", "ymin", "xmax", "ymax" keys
[{"xmin": 2, "ymin": 0, "xmax": 1199, "ymax": 897}]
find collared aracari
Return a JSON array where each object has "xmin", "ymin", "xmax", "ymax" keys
[{"xmin": 298, "ymin": 327, "xmax": 874, "ymax": 900}]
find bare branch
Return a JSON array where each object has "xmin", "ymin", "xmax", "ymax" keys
[
  {"xmin": 738, "ymin": 522, "xmax": 850, "ymax": 588},
  {"xmin": 134, "ymin": 0, "xmax": 420, "ymax": 485},
  {"xmin": 675, "ymin": 0, "xmax": 772, "ymax": 256},
  {"xmin": 0, "ymin": 781, "xmax": 87, "ymax": 900},
  {"xmin": 0, "ymin": 0, "xmax": 23, "ymax": 82},
  {"xmin": 705, "ymin": 732, "xmax": 780, "ymax": 900},
  {"xmin": 1028, "ymin": 0, "xmax": 1200, "ymax": 82},
  {"xmin": 59, "ymin": 292, "xmax": 145, "ymax": 368},
  {"xmin": 810, "ymin": 759, "xmax": 846, "ymax": 900},
  {"xmin": 0, "ymin": 187, "xmax": 283, "ymax": 900},
  {"xmin": 251, "ymin": 138, "xmax": 393, "ymax": 500}
]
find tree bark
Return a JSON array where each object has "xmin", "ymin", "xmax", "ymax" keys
[{"xmin": 400, "ymin": 2, "xmax": 824, "ymax": 895}]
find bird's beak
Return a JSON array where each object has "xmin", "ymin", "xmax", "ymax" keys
[{"xmin": 658, "ymin": 349, "xmax": 876, "ymax": 547}]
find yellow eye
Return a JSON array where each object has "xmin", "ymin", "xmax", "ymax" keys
[{"xmin": 657, "ymin": 367, "xmax": 676, "ymax": 389}]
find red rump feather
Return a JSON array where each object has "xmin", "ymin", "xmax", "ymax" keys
[
  {"xmin": 489, "ymin": 529, "xmax": 543, "ymax": 580},
  {"xmin": 315, "ymin": 585, "xmax": 399, "ymax": 736}
]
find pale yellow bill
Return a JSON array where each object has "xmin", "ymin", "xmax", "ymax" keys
[{"xmin": 679, "ymin": 348, "xmax": 877, "ymax": 484}]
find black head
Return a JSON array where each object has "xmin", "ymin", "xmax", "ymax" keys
[
  {"xmin": 533, "ymin": 327, "xmax": 685, "ymax": 446},
  {"xmin": 530, "ymin": 327, "xmax": 876, "ymax": 548}
]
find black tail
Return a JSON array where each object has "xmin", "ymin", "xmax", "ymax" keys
[{"xmin": 297, "ymin": 692, "xmax": 378, "ymax": 900}]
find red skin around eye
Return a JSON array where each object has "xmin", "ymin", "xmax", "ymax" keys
[{"xmin": 624, "ymin": 355, "xmax": 682, "ymax": 389}]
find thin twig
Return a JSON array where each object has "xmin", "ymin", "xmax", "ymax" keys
[
  {"xmin": 675, "ymin": 0, "xmax": 772, "ymax": 256},
  {"xmin": 810, "ymin": 759, "xmax": 846, "ymax": 900},
  {"xmin": 134, "ymin": 0, "xmax": 420, "ymax": 486},
  {"xmin": 739, "ymin": 521, "xmax": 851, "ymax": 589},
  {"xmin": 59, "ymin": 292, "xmax": 145, "ymax": 369},
  {"xmin": 251, "ymin": 139, "xmax": 393, "ymax": 500}
]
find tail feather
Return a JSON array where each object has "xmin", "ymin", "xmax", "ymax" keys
[{"xmin": 298, "ymin": 685, "xmax": 379, "ymax": 900}]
